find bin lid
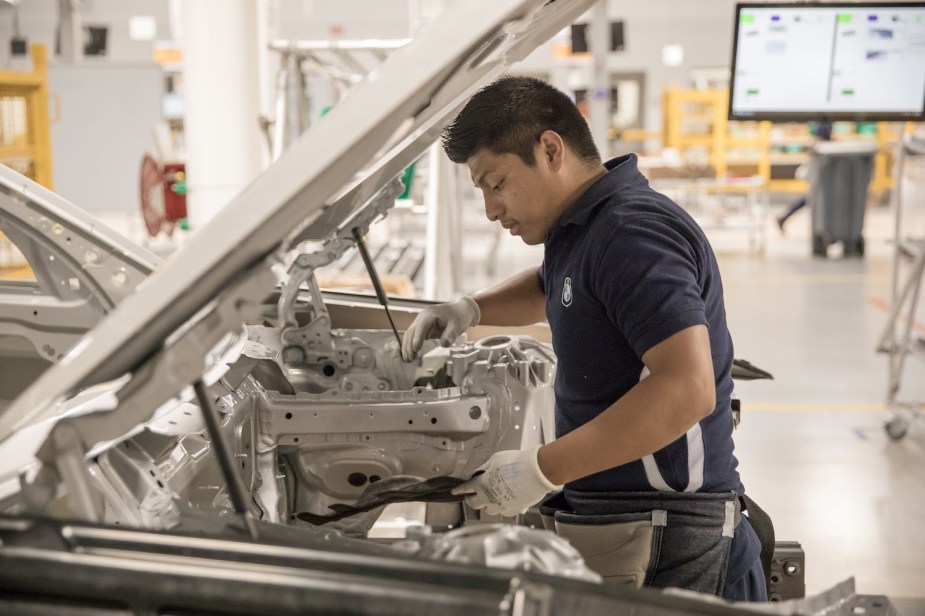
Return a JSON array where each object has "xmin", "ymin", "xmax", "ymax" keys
[{"xmin": 813, "ymin": 141, "xmax": 878, "ymax": 155}]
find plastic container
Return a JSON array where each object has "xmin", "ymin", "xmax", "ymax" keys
[{"xmin": 808, "ymin": 141, "xmax": 877, "ymax": 257}]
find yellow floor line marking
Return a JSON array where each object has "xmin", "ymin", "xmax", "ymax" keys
[{"xmin": 744, "ymin": 402, "xmax": 889, "ymax": 412}]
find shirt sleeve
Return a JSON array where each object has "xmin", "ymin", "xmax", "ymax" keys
[
  {"xmin": 592, "ymin": 218, "xmax": 708, "ymax": 358},
  {"xmin": 537, "ymin": 262, "xmax": 546, "ymax": 293}
]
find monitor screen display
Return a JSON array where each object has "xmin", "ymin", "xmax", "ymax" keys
[{"xmin": 729, "ymin": 3, "xmax": 925, "ymax": 120}]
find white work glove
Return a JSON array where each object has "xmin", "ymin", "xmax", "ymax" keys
[
  {"xmin": 401, "ymin": 296, "xmax": 480, "ymax": 361},
  {"xmin": 451, "ymin": 446, "xmax": 562, "ymax": 517}
]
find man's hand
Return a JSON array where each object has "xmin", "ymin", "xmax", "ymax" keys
[
  {"xmin": 401, "ymin": 296, "xmax": 480, "ymax": 361},
  {"xmin": 451, "ymin": 446, "xmax": 562, "ymax": 517}
]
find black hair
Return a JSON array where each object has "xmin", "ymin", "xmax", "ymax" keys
[{"xmin": 441, "ymin": 75, "xmax": 601, "ymax": 167}]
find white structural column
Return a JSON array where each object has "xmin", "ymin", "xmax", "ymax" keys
[
  {"xmin": 588, "ymin": 0, "xmax": 610, "ymax": 159},
  {"xmin": 424, "ymin": 143, "xmax": 461, "ymax": 300},
  {"xmin": 183, "ymin": 0, "xmax": 264, "ymax": 229}
]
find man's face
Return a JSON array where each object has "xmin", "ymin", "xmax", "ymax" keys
[{"xmin": 467, "ymin": 146, "xmax": 558, "ymax": 246}]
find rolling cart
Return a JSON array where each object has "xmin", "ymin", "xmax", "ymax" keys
[{"xmin": 876, "ymin": 128, "xmax": 925, "ymax": 440}]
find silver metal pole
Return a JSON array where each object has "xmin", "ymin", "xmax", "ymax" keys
[
  {"xmin": 886, "ymin": 122, "xmax": 907, "ymax": 404},
  {"xmin": 890, "ymin": 122, "xmax": 907, "ymax": 307},
  {"xmin": 58, "ymin": 0, "xmax": 84, "ymax": 62},
  {"xmin": 588, "ymin": 0, "xmax": 610, "ymax": 159}
]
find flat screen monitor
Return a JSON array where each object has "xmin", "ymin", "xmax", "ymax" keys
[{"xmin": 729, "ymin": 2, "xmax": 925, "ymax": 121}]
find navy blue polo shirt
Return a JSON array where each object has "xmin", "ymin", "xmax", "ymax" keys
[{"xmin": 539, "ymin": 154, "xmax": 742, "ymax": 496}]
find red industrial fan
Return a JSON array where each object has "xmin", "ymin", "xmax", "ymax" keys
[{"xmin": 140, "ymin": 154, "xmax": 187, "ymax": 237}]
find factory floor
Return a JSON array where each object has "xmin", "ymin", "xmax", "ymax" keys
[{"xmin": 470, "ymin": 200, "xmax": 925, "ymax": 607}]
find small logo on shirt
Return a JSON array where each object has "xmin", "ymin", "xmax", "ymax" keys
[{"xmin": 562, "ymin": 277, "xmax": 573, "ymax": 307}]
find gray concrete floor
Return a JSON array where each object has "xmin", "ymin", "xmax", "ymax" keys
[
  {"xmin": 466, "ymin": 201, "xmax": 925, "ymax": 602},
  {"xmin": 723, "ymin": 207, "xmax": 925, "ymax": 603}
]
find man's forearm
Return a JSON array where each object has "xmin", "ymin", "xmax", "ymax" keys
[
  {"xmin": 472, "ymin": 267, "xmax": 546, "ymax": 327},
  {"xmin": 536, "ymin": 371, "xmax": 713, "ymax": 485}
]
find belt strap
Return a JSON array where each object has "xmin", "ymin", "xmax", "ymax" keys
[{"xmin": 741, "ymin": 494, "xmax": 775, "ymax": 593}]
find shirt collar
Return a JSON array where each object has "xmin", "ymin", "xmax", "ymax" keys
[{"xmin": 553, "ymin": 153, "xmax": 648, "ymax": 228}]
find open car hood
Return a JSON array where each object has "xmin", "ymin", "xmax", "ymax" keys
[{"xmin": 0, "ymin": 0, "xmax": 595, "ymax": 462}]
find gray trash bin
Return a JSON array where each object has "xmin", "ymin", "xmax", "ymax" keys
[{"xmin": 809, "ymin": 141, "xmax": 877, "ymax": 257}]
